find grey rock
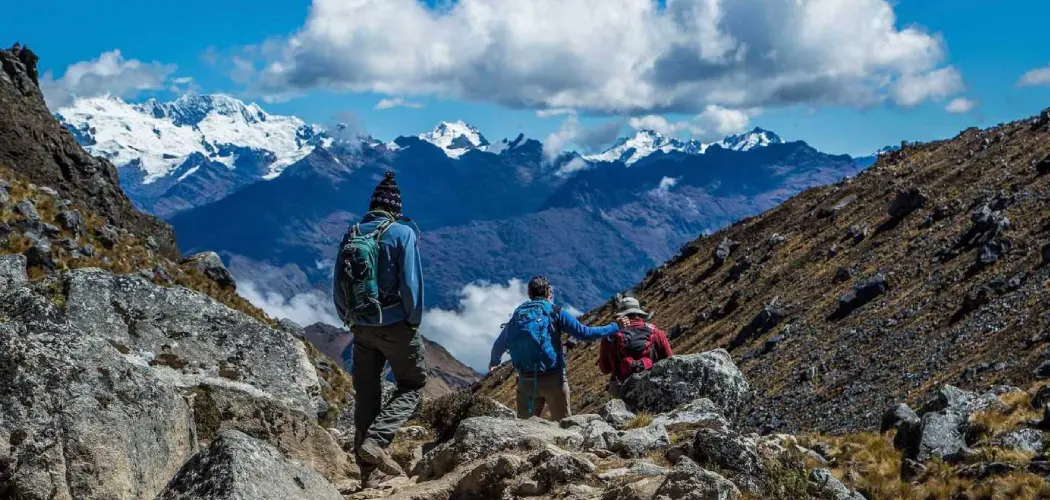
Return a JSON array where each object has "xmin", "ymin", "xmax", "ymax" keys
[
  {"xmin": 620, "ymin": 349, "xmax": 750, "ymax": 417},
  {"xmin": 881, "ymin": 403, "xmax": 920, "ymax": 450},
  {"xmin": 278, "ymin": 318, "xmax": 306, "ymax": 339},
  {"xmin": 0, "ymin": 293, "xmax": 195, "ymax": 499},
  {"xmin": 416, "ymin": 416, "xmax": 583, "ymax": 480},
  {"xmin": 452, "ymin": 454, "xmax": 526, "ymax": 499},
  {"xmin": 600, "ymin": 399, "xmax": 637, "ymax": 428},
  {"xmin": 888, "ymin": 186, "xmax": 928, "ymax": 218},
  {"xmin": 75, "ymin": 244, "xmax": 95, "ymax": 258},
  {"xmin": 691, "ymin": 427, "xmax": 762, "ymax": 478},
  {"xmin": 0, "ymin": 186, "xmax": 9, "ymax": 205},
  {"xmin": 1034, "ymin": 360, "xmax": 1050, "ymax": 379},
  {"xmin": 561, "ymin": 413, "xmax": 605, "ymax": 429},
  {"xmin": 154, "ymin": 265, "xmax": 174, "ymax": 284},
  {"xmin": 530, "ymin": 444, "xmax": 597, "ymax": 486},
  {"xmin": 1033, "ymin": 386, "xmax": 1050, "ymax": 409},
  {"xmin": 911, "ymin": 410, "xmax": 968, "ymax": 462},
  {"xmin": 919, "ymin": 385, "xmax": 1000, "ymax": 416},
  {"xmin": 156, "ymin": 430, "xmax": 342, "ymax": 500},
  {"xmin": 579, "ymin": 419, "xmax": 620, "ymax": 453},
  {"xmin": 846, "ymin": 224, "xmax": 869, "ymax": 243},
  {"xmin": 183, "ymin": 251, "xmax": 236, "ymax": 289},
  {"xmin": 63, "ymin": 268, "xmax": 321, "ymax": 415},
  {"xmin": 990, "ymin": 428, "xmax": 1044, "ymax": 455},
  {"xmin": 57, "ymin": 198, "xmax": 73, "ymax": 208},
  {"xmin": 0, "ymin": 254, "xmax": 27, "ymax": 290},
  {"xmin": 14, "ymin": 199, "xmax": 39, "ymax": 221},
  {"xmin": 23, "ymin": 235, "xmax": 52, "ymax": 270},
  {"xmin": 767, "ymin": 233, "xmax": 786, "ymax": 247},
  {"xmin": 515, "ymin": 479, "xmax": 547, "ymax": 496},
  {"xmin": 808, "ymin": 468, "xmax": 864, "ymax": 500},
  {"xmin": 834, "ymin": 274, "xmax": 889, "ymax": 318},
  {"xmin": 611, "ymin": 424, "xmax": 671, "ymax": 458},
  {"xmin": 57, "ymin": 209, "xmax": 85, "ymax": 235},
  {"xmin": 601, "ymin": 477, "xmax": 663, "ymax": 500},
  {"xmin": 651, "ymin": 398, "xmax": 729, "ymax": 428},
  {"xmin": 598, "ymin": 460, "xmax": 670, "ymax": 480},
  {"xmin": 37, "ymin": 186, "xmax": 58, "ymax": 198},
  {"xmin": 654, "ymin": 457, "xmax": 741, "ymax": 500},
  {"xmin": 714, "ymin": 238, "xmax": 737, "ymax": 265},
  {"xmin": 40, "ymin": 222, "xmax": 61, "ymax": 238},
  {"xmin": 96, "ymin": 224, "xmax": 119, "ymax": 249}
]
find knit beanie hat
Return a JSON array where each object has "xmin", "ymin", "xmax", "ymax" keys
[{"xmin": 369, "ymin": 171, "xmax": 403, "ymax": 216}]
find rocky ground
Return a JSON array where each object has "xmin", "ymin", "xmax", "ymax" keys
[{"xmin": 481, "ymin": 107, "xmax": 1050, "ymax": 437}]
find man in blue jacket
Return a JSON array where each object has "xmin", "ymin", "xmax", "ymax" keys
[
  {"xmin": 488, "ymin": 276, "xmax": 629, "ymax": 421},
  {"xmin": 333, "ymin": 171, "xmax": 424, "ymax": 479}
]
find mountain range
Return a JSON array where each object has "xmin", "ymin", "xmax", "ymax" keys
[{"xmin": 57, "ymin": 94, "xmax": 871, "ymax": 320}]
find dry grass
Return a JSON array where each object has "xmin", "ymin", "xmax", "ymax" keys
[
  {"xmin": 624, "ymin": 412, "xmax": 654, "ymax": 429},
  {"xmin": 969, "ymin": 391, "xmax": 1042, "ymax": 443}
]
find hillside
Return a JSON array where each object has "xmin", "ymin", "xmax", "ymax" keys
[{"xmin": 480, "ymin": 108, "xmax": 1050, "ymax": 435}]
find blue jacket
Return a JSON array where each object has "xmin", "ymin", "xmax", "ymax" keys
[
  {"xmin": 333, "ymin": 211, "xmax": 424, "ymax": 327},
  {"xmin": 488, "ymin": 300, "xmax": 618, "ymax": 375}
]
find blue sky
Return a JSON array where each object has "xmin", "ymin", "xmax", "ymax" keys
[{"xmin": 4, "ymin": 0, "xmax": 1049, "ymax": 156}]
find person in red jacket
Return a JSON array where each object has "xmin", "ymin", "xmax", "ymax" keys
[{"xmin": 598, "ymin": 295, "xmax": 674, "ymax": 397}]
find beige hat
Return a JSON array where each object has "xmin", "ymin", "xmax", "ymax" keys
[{"xmin": 615, "ymin": 296, "xmax": 650, "ymax": 319}]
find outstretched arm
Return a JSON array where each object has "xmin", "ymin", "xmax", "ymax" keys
[{"xmin": 559, "ymin": 309, "xmax": 619, "ymax": 341}]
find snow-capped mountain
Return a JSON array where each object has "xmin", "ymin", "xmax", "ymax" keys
[
  {"xmin": 417, "ymin": 120, "xmax": 490, "ymax": 158},
  {"xmin": 712, "ymin": 127, "xmax": 784, "ymax": 152},
  {"xmin": 55, "ymin": 94, "xmax": 324, "ymax": 184},
  {"xmin": 585, "ymin": 127, "xmax": 785, "ymax": 166}
]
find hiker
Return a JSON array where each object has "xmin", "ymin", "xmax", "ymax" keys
[
  {"xmin": 598, "ymin": 295, "xmax": 673, "ymax": 398},
  {"xmin": 488, "ymin": 276, "xmax": 630, "ymax": 422},
  {"xmin": 333, "ymin": 171, "xmax": 424, "ymax": 480}
]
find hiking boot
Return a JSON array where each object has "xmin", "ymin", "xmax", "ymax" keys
[{"xmin": 358, "ymin": 438, "xmax": 404, "ymax": 477}]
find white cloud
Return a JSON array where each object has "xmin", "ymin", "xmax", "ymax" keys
[
  {"xmin": 1018, "ymin": 65, "xmax": 1050, "ymax": 87},
  {"xmin": 945, "ymin": 97, "xmax": 977, "ymax": 114},
  {"xmin": 651, "ymin": 176, "xmax": 680, "ymax": 196},
  {"xmin": 543, "ymin": 115, "xmax": 622, "ymax": 160},
  {"xmin": 629, "ymin": 115, "xmax": 688, "ymax": 135},
  {"xmin": 554, "ymin": 156, "xmax": 593, "ymax": 177},
  {"xmin": 237, "ymin": 281, "xmax": 341, "ymax": 327},
  {"xmin": 375, "ymin": 97, "xmax": 425, "ymax": 110},
  {"xmin": 40, "ymin": 50, "xmax": 178, "ymax": 109},
  {"xmin": 628, "ymin": 105, "xmax": 752, "ymax": 141},
  {"xmin": 419, "ymin": 279, "xmax": 529, "ymax": 372},
  {"xmin": 891, "ymin": 67, "xmax": 964, "ymax": 107},
  {"xmin": 537, "ymin": 108, "xmax": 577, "ymax": 118},
  {"xmin": 250, "ymin": 0, "xmax": 958, "ymax": 113}
]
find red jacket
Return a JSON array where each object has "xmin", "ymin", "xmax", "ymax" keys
[{"xmin": 598, "ymin": 318, "xmax": 674, "ymax": 378}]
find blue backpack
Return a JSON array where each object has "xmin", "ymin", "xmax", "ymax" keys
[{"xmin": 505, "ymin": 300, "xmax": 561, "ymax": 374}]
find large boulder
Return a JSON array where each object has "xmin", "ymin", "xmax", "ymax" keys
[
  {"xmin": 415, "ymin": 416, "xmax": 584, "ymax": 480},
  {"xmin": 690, "ymin": 427, "xmax": 763, "ymax": 479},
  {"xmin": 620, "ymin": 350, "xmax": 750, "ymax": 417},
  {"xmin": 909, "ymin": 410, "xmax": 969, "ymax": 462},
  {"xmin": 990, "ymin": 429, "xmax": 1044, "ymax": 455},
  {"xmin": 808, "ymin": 468, "xmax": 864, "ymax": 500},
  {"xmin": 63, "ymin": 269, "xmax": 320, "ymax": 415},
  {"xmin": 0, "ymin": 289, "xmax": 196, "ymax": 500},
  {"xmin": 156, "ymin": 430, "xmax": 342, "ymax": 500},
  {"xmin": 452, "ymin": 454, "xmax": 527, "ymax": 500}
]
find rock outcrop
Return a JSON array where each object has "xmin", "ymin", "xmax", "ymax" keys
[
  {"xmin": 0, "ymin": 45, "xmax": 178, "ymax": 258},
  {"xmin": 619, "ymin": 350, "xmax": 751, "ymax": 417}
]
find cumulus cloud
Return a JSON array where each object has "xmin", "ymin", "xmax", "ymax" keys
[
  {"xmin": 1018, "ymin": 65, "xmax": 1050, "ymax": 87},
  {"xmin": 419, "ymin": 279, "xmax": 529, "ymax": 372},
  {"xmin": 41, "ymin": 50, "xmax": 178, "ymax": 109},
  {"xmin": 945, "ymin": 97, "xmax": 977, "ymax": 114},
  {"xmin": 375, "ymin": 97, "xmax": 425, "ymax": 110},
  {"xmin": 891, "ymin": 67, "xmax": 964, "ymax": 107},
  {"xmin": 543, "ymin": 115, "xmax": 623, "ymax": 160},
  {"xmin": 248, "ymin": 0, "xmax": 959, "ymax": 113},
  {"xmin": 554, "ymin": 156, "xmax": 593, "ymax": 177},
  {"xmin": 629, "ymin": 115, "xmax": 688, "ymax": 135},
  {"xmin": 237, "ymin": 281, "xmax": 341, "ymax": 327}
]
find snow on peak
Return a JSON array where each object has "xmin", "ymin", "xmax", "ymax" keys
[
  {"xmin": 584, "ymin": 129, "xmax": 703, "ymax": 166},
  {"xmin": 585, "ymin": 127, "xmax": 784, "ymax": 165},
  {"xmin": 713, "ymin": 127, "xmax": 784, "ymax": 152},
  {"xmin": 419, "ymin": 120, "xmax": 490, "ymax": 158},
  {"xmin": 55, "ymin": 94, "xmax": 322, "ymax": 183}
]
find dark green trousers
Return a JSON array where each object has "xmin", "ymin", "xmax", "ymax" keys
[{"xmin": 352, "ymin": 321, "xmax": 427, "ymax": 469}]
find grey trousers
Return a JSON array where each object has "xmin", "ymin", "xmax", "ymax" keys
[{"xmin": 352, "ymin": 321, "xmax": 427, "ymax": 464}]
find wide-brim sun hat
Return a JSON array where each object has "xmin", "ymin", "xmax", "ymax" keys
[{"xmin": 615, "ymin": 296, "xmax": 650, "ymax": 319}]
